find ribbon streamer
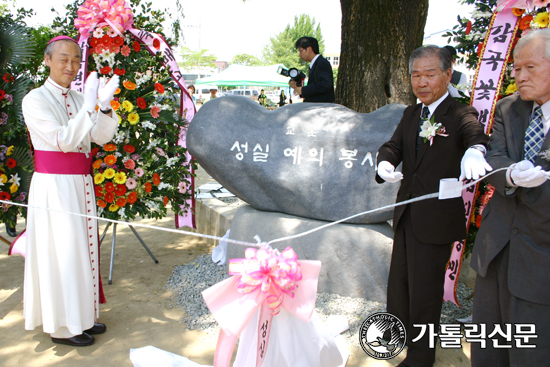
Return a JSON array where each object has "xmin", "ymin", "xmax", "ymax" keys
[{"xmin": 3, "ymin": 167, "xmax": 510, "ymax": 254}]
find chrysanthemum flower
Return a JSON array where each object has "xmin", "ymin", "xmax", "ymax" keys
[
  {"xmin": 111, "ymin": 100, "xmax": 121, "ymax": 111},
  {"xmin": 127, "ymin": 191, "xmax": 138, "ymax": 204},
  {"xmin": 104, "ymin": 168, "xmax": 116, "ymax": 179},
  {"xmin": 150, "ymin": 106, "xmax": 160, "ymax": 118},
  {"xmin": 126, "ymin": 177, "xmax": 138, "ymax": 189},
  {"xmin": 178, "ymin": 182, "xmax": 186, "ymax": 194},
  {"xmin": 144, "ymin": 182, "xmax": 152, "ymax": 193},
  {"xmin": 116, "ymin": 197, "xmax": 127, "ymax": 207},
  {"xmin": 92, "ymin": 159, "xmax": 103, "ymax": 169},
  {"xmin": 124, "ymin": 144, "xmax": 135, "ymax": 153},
  {"xmin": 123, "ymin": 80, "xmax": 136, "ymax": 90},
  {"xmin": 105, "ymin": 182, "xmax": 115, "ymax": 192},
  {"xmin": 122, "ymin": 100, "xmax": 134, "ymax": 112},
  {"xmin": 114, "ymin": 184, "xmax": 127, "ymax": 196},
  {"xmin": 114, "ymin": 171, "xmax": 127, "ymax": 184},
  {"xmin": 534, "ymin": 12, "xmax": 549, "ymax": 28},
  {"xmin": 128, "ymin": 112, "xmax": 140, "ymax": 125},
  {"xmin": 94, "ymin": 173, "xmax": 105, "ymax": 184},
  {"xmin": 137, "ymin": 97, "xmax": 147, "ymax": 109},
  {"xmin": 109, "ymin": 204, "xmax": 119, "ymax": 212},
  {"xmin": 105, "ymin": 155, "xmax": 117, "ymax": 165},
  {"xmin": 134, "ymin": 168, "xmax": 145, "ymax": 177},
  {"xmin": 104, "ymin": 192, "xmax": 115, "ymax": 203},
  {"xmin": 124, "ymin": 159, "xmax": 136, "ymax": 170},
  {"xmin": 104, "ymin": 143, "xmax": 117, "ymax": 151},
  {"xmin": 97, "ymin": 199, "xmax": 107, "ymax": 208},
  {"xmin": 153, "ymin": 173, "xmax": 161, "ymax": 185}
]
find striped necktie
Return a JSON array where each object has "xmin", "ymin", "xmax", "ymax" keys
[
  {"xmin": 524, "ymin": 106, "xmax": 545, "ymax": 164},
  {"xmin": 417, "ymin": 106, "xmax": 430, "ymax": 154}
]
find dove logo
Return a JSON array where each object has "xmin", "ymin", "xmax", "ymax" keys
[{"xmin": 359, "ymin": 312, "xmax": 406, "ymax": 360}]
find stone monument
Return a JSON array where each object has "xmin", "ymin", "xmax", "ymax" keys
[{"xmin": 187, "ymin": 96, "xmax": 407, "ymax": 301}]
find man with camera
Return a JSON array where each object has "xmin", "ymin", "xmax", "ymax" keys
[{"xmin": 289, "ymin": 36, "xmax": 335, "ymax": 103}]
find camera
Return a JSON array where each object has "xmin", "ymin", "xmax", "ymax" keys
[{"xmin": 277, "ymin": 66, "xmax": 306, "ymax": 87}]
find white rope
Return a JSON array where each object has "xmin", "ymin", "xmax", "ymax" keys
[{"xmin": 0, "ymin": 167, "xmax": 509, "ymax": 248}]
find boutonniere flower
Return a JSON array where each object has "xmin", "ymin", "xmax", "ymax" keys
[
  {"xmin": 539, "ymin": 149, "xmax": 550, "ymax": 161},
  {"xmin": 419, "ymin": 115, "xmax": 448, "ymax": 146}
]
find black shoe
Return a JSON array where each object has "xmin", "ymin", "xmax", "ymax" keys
[
  {"xmin": 85, "ymin": 323, "xmax": 106, "ymax": 335},
  {"xmin": 5, "ymin": 222, "xmax": 17, "ymax": 237},
  {"xmin": 51, "ymin": 333, "xmax": 95, "ymax": 347}
]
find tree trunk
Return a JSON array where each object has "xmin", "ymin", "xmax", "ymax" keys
[{"xmin": 337, "ymin": 0, "xmax": 429, "ymax": 112}]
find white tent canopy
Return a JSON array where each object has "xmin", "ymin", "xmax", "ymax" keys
[{"xmin": 194, "ymin": 64, "xmax": 291, "ymax": 87}]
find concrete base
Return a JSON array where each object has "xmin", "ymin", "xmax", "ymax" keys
[
  {"xmin": 195, "ymin": 198, "xmax": 239, "ymax": 247},
  {"xmin": 227, "ymin": 205, "xmax": 394, "ymax": 303}
]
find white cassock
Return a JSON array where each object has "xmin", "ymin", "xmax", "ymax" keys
[{"xmin": 21, "ymin": 77, "xmax": 118, "ymax": 338}]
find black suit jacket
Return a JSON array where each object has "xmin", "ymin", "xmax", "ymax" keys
[
  {"xmin": 376, "ymin": 95, "xmax": 489, "ymax": 244},
  {"xmin": 301, "ymin": 55, "xmax": 335, "ymax": 103},
  {"xmin": 471, "ymin": 94, "xmax": 550, "ymax": 305}
]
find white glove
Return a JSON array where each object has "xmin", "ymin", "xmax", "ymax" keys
[
  {"xmin": 510, "ymin": 160, "xmax": 548, "ymax": 188},
  {"xmin": 98, "ymin": 75, "xmax": 120, "ymax": 110},
  {"xmin": 82, "ymin": 71, "xmax": 99, "ymax": 113},
  {"xmin": 377, "ymin": 161, "xmax": 403, "ymax": 183},
  {"xmin": 459, "ymin": 147, "xmax": 493, "ymax": 181}
]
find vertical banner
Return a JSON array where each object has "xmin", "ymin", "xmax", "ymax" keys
[
  {"xmin": 127, "ymin": 28, "xmax": 197, "ymax": 229},
  {"xmin": 443, "ymin": 8, "xmax": 519, "ymax": 304}
]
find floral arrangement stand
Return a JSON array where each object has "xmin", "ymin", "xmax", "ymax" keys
[
  {"xmin": 0, "ymin": 235, "xmax": 10, "ymax": 246},
  {"xmin": 99, "ymin": 221, "xmax": 158, "ymax": 285}
]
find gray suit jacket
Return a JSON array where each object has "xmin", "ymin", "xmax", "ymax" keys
[{"xmin": 471, "ymin": 94, "xmax": 550, "ymax": 305}]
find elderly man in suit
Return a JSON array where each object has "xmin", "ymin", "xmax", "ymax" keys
[
  {"xmin": 289, "ymin": 36, "xmax": 335, "ymax": 103},
  {"xmin": 376, "ymin": 45, "xmax": 490, "ymax": 367},
  {"xmin": 471, "ymin": 29, "xmax": 550, "ymax": 367}
]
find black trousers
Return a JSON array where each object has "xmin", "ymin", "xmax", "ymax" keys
[{"xmin": 387, "ymin": 205, "xmax": 453, "ymax": 367}]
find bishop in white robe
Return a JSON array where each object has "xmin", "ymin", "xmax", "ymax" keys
[{"xmin": 21, "ymin": 36, "xmax": 119, "ymax": 346}]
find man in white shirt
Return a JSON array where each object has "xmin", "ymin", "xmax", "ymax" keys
[{"xmin": 22, "ymin": 36, "xmax": 119, "ymax": 347}]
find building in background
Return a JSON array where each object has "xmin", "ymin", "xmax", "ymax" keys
[{"xmin": 325, "ymin": 52, "xmax": 340, "ymax": 69}]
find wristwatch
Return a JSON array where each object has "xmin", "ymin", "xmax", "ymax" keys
[
  {"xmin": 470, "ymin": 145, "xmax": 487, "ymax": 155},
  {"xmin": 100, "ymin": 108, "xmax": 112, "ymax": 114}
]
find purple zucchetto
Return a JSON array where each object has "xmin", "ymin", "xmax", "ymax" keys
[{"xmin": 48, "ymin": 35, "xmax": 78, "ymax": 45}]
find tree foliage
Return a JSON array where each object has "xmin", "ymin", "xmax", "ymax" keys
[
  {"xmin": 231, "ymin": 53, "xmax": 263, "ymax": 66},
  {"xmin": 263, "ymin": 14, "xmax": 324, "ymax": 73},
  {"xmin": 444, "ymin": 0, "xmax": 497, "ymax": 70},
  {"xmin": 0, "ymin": 11, "xmax": 36, "ymax": 226},
  {"xmin": 178, "ymin": 47, "xmax": 217, "ymax": 71}
]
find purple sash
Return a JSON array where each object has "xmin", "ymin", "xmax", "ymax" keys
[{"xmin": 34, "ymin": 150, "xmax": 93, "ymax": 175}]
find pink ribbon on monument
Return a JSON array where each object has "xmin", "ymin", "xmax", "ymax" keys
[
  {"xmin": 71, "ymin": 0, "xmax": 197, "ymax": 229},
  {"xmin": 443, "ymin": 5, "xmax": 519, "ymax": 305},
  {"xmin": 202, "ymin": 247, "xmax": 321, "ymax": 367}
]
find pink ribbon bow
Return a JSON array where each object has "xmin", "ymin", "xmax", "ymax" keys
[
  {"xmin": 75, "ymin": 0, "xmax": 134, "ymax": 37},
  {"xmin": 427, "ymin": 127, "xmax": 449, "ymax": 146},
  {"xmin": 202, "ymin": 246, "xmax": 321, "ymax": 367}
]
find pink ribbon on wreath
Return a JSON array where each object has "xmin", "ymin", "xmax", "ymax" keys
[
  {"xmin": 202, "ymin": 247, "xmax": 321, "ymax": 367},
  {"xmin": 496, "ymin": 0, "xmax": 534, "ymax": 12},
  {"xmin": 75, "ymin": 0, "xmax": 134, "ymax": 37}
]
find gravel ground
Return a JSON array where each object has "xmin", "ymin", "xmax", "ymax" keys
[{"xmin": 165, "ymin": 253, "xmax": 474, "ymax": 346}]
